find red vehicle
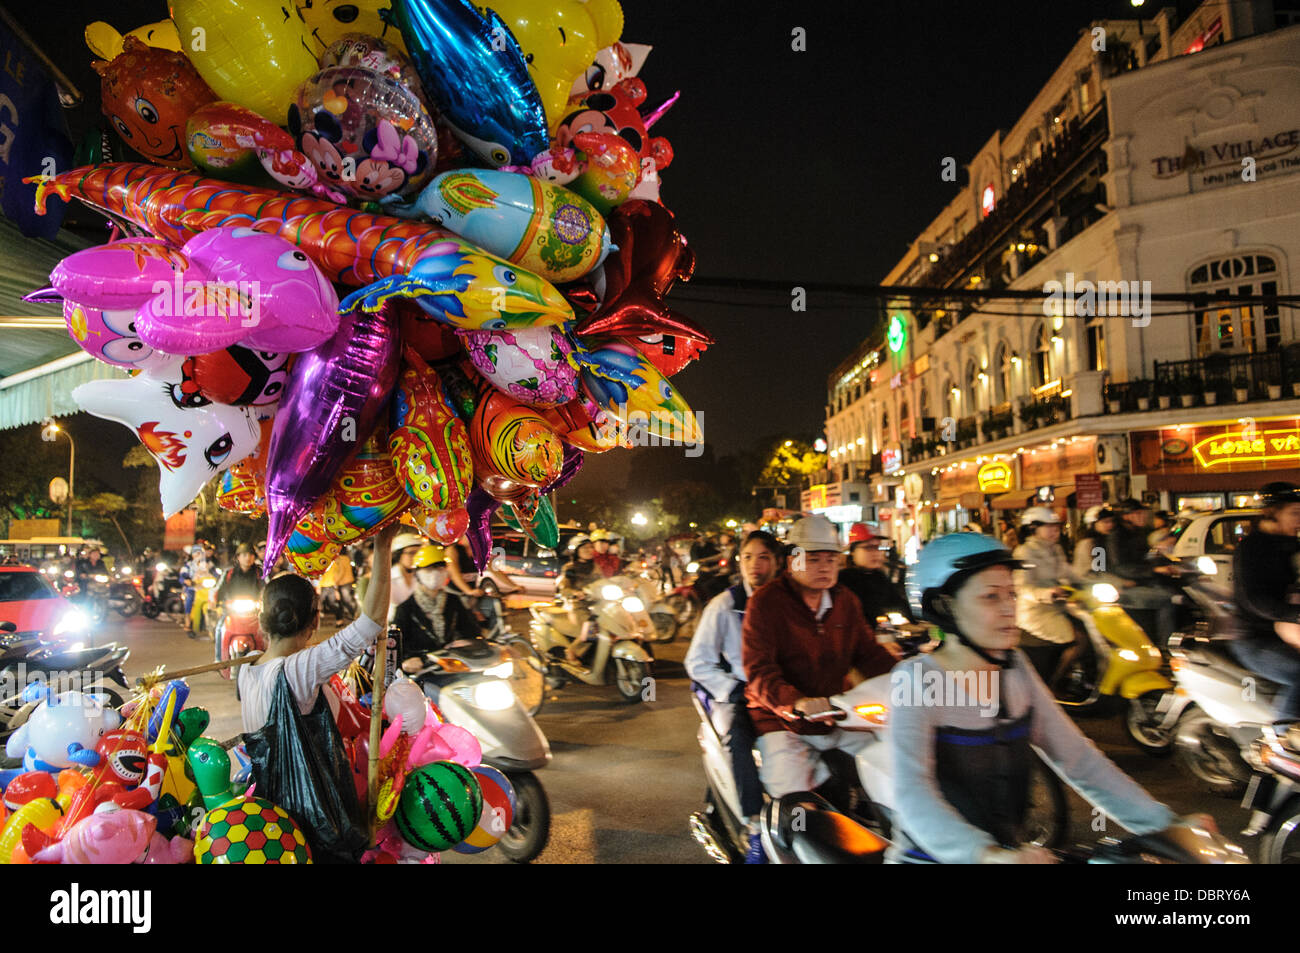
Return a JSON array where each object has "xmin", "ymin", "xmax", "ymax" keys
[
  {"xmin": 0, "ymin": 565, "xmax": 94, "ymax": 644},
  {"xmin": 215, "ymin": 596, "xmax": 265, "ymax": 696}
]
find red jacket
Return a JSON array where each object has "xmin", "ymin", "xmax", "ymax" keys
[
  {"xmin": 743, "ymin": 575, "xmax": 896, "ymax": 736},
  {"xmin": 592, "ymin": 551, "xmax": 622, "ymax": 577}
]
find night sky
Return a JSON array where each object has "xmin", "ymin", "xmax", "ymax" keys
[{"xmin": 9, "ymin": 0, "xmax": 1172, "ymax": 484}]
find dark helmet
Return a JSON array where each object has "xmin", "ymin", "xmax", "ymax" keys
[{"xmin": 1261, "ymin": 482, "xmax": 1300, "ymax": 506}]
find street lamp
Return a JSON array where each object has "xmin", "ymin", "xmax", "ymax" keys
[
  {"xmin": 42, "ymin": 418, "xmax": 74, "ymax": 536},
  {"xmin": 631, "ymin": 512, "xmax": 648, "ymax": 527}
]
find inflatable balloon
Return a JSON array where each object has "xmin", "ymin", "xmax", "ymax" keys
[
  {"xmin": 561, "ymin": 131, "xmax": 640, "ymax": 213},
  {"xmin": 263, "ymin": 305, "xmax": 400, "ymax": 574},
  {"xmin": 185, "ymin": 348, "xmax": 290, "ymax": 408},
  {"xmin": 299, "ymin": 0, "xmax": 410, "ymax": 57},
  {"xmin": 451, "ymin": 764, "xmax": 516, "ymax": 854},
  {"xmin": 285, "ymin": 511, "xmax": 342, "ymax": 578},
  {"xmin": 185, "ymin": 101, "xmax": 296, "ymax": 186},
  {"xmin": 539, "ymin": 396, "xmax": 626, "ymax": 453},
  {"xmin": 32, "ymin": 166, "xmax": 570, "ymax": 331},
  {"xmin": 405, "ymin": 503, "xmax": 470, "ymax": 545},
  {"xmin": 35, "ymin": 809, "xmax": 157, "ymax": 864},
  {"xmin": 578, "ymin": 339, "xmax": 699, "ymax": 446},
  {"xmin": 194, "ymin": 797, "xmax": 312, "ymax": 864},
  {"xmin": 383, "ymin": 681, "xmax": 427, "ymax": 735},
  {"xmin": 0, "ymin": 798, "xmax": 61, "ymax": 865},
  {"xmin": 3, "ymin": 771, "xmax": 56, "ymax": 812},
  {"xmin": 487, "ymin": 0, "xmax": 607, "ymax": 131},
  {"xmin": 504, "ymin": 494, "xmax": 560, "ymax": 550},
  {"xmin": 92, "ymin": 37, "xmax": 217, "ymax": 168},
  {"xmin": 171, "ymin": 0, "xmax": 320, "ymax": 120},
  {"xmin": 571, "ymin": 40, "xmax": 650, "ymax": 97},
  {"xmin": 576, "ymin": 199, "xmax": 711, "ymax": 376},
  {"xmin": 467, "ymin": 383, "xmax": 565, "ymax": 490},
  {"xmin": 320, "ymin": 34, "xmax": 422, "ymax": 89},
  {"xmin": 318, "ymin": 435, "xmax": 412, "ymax": 543},
  {"xmin": 217, "ymin": 417, "xmax": 272, "ymax": 515},
  {"xmin": 187, "ymin": 737, "xmax": 238, "ymax": 811},
  {"xmin": 135, "ymin": 227, "xmax": 340, "ymax": 354},
  {"xmin": 74, "ymin": 360, "xmax": 262, "ymax": 518},
  {"xmin": 5, "ymin": 690, "xmax": 123, "ymax": 773},
  {"xmin": 85, "ymin": 19, "xmax": 182, "ymax": 60},
  {"xmin": 387, "ymin": 0, "xmax": 549, "ymax": 167},
  {"xmin": 389, "ymin": 349, "xmax": 474, "ymax": 512},
  {"xmin": 405, "ymin": 169, "xmax": 611, "ymax": 283},
  {"xmin": 94, "ymin": 729, "xmax": 149, "ymax": 787},
  {"xmin": 394, "ymin": 761, "xmax": 481, "ymax": 853},
  {"xmin": 557, "ymin": 78, "xmax": 672, "ymax": 209},
  {"xmin": 460, "ymin": 325, "xmax": 578, "ymax": 409},
  {"xmin": 44, "ymin": 237, "xmax": 185, "ymax": 372},
  {"xmin": 289, "ymin": 66, "xmax": 438, "ymax": 203}
]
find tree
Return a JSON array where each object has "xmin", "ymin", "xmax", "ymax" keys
[
  {"xmin": 758, "ymin": 439, "xmax": 827, "ymax": 486},
  {"xmin": 76, "ymin": 493, "xmax": 136, "ymax": 556}
]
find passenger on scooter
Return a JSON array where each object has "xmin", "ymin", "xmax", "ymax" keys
[
  {"xmin": 445, "ymin": 539, "xmax": 520, "ymax": 632},
  {"xmin": 1230, "ymin": 482, "xmax": 1300, "ymax": 721},
  {"xmin": 890, "ymin": 533, "xmax": 1201, "ymax": 864},
  {"xmin": 684, "ymin": 530, "xmax": 782, "ymax": 863},
  {"xmin": 1106, "ymin": 499, "xmax": 1177, "ymax": 646},
  {"xmin": 1013, "ymin": 507, "xmax": 1090, "ymax": 698},
  {"xmin": 319, "ymin": 550, "xmax": 357, "ymax": 620},
  {"xmin": 389, "ymin": 533, "xmax": 424, "ymax": 620},
  {"xmin": 558, "ymin": 537, "xmax": 602, "ymax": 663},
  {"xmin": 213, "ymin": 544, "xmax": 263, "ymax": 662},
  {"xmin": 393, "ymin": 544, "xmax": 481, "ymax": 674},
  {"xmin": 591, "ymin": 530, "xmax": 623, "ymax": 578},
  {"xmin": 1073, "ymin": 506, "xmax": 1117, "ymax": 578},
  {"xmin": 743, "ymin": 516, "xmax": 901, "ymax": 805},
  {"xmin": 837, "ymin": 523, "xmax": 913, "ymax": 623}
]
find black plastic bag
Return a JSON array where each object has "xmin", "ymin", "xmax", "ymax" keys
[{"xmin": 244, "ymin": 668, "xmax": 369, "ymax": 864}]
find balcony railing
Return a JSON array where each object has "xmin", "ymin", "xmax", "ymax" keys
[{"xmin": 1104, "ymin": 347, "xmax": 1300, "ymax": 413}]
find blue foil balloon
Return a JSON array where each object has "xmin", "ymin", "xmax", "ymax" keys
[{"xmin": 388, "ymin": 0, "xmax": 549, "ymax": 167}]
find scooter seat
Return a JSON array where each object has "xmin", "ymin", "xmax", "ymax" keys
[
  {"xmin": 1189, "ymin": 640, "xmax": 1285, "ymax": 696},
  {"xmin": 442, "ymin": 639, "xmax": 496, "ymax": 662},
  {"xmin": 771, "ymin": 793, "xmax": 886, "ymax": 864}
]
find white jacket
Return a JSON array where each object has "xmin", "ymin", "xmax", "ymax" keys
[
  {"xmin": 684, "ymin": 584, "xmax": 748, "ymax": 702},
  {"xmin": 1013, "ymin": 536, "xmax": 1081, "ymax": 644}
]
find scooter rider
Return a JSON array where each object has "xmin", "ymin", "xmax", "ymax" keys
[
  {"xmin": 1013, "ymin": 506, "xmax": 1090, "ymax": 698},
  {"xmin": 213, "ymin": 544, "xmax": 263, "ymax": 662},
  {"xmin": 591, "ymin": 530, "xmax": 623, "ymax": 578},
  {"xmin": 1106, "ymin": 499, "xmax": 1177, "ymax": 646},
  {"xmin": 890, "ymin": 533, "xmax": 1201, "ymax": 864},
  {"xmin": 1073, "ymin": 506, "xmax": 1118, "ymax": 578},
  {"xmin": 1230, "ymin": 482, "xmax": 1300, "ymax": 721},
  {"xmin": 743, "ymin": 516, "xmax": 901, "ymax": 803},
  {"xmin": 684, "ymin": 530, "xmax": 782, "ymax": 863},
  {"xmin": 394, "ymin": 544, "xmax": 481, "ymax": 674},
  {"xmin": 558, "ymin": 536, "xmax": 602, "ymax": 663},
  {"xmin": 837, "ymin": 523, "xmax": 913, "ymax": 623}
]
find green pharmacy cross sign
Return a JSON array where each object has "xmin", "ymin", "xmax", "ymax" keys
[{"xmin": 887, "ymin": 314, "xmax": 907, "ymax": 354}]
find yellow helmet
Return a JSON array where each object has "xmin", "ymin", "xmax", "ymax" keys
[
  {"xmin": 411, "ymin": 544, "xmax": 446, "ymax": 569},
  {"xmin": 590, "ymin": 529, "xmax": 610, "ymax": 541}
]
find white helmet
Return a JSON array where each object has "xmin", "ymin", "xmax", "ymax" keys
[
  {"xmin": 786, "ymin": 515, "xmax": 842, "ymax": 553},
  {"xmin": 1020, "ymin": 506, "xmax": 1061, "ymax": 528}
]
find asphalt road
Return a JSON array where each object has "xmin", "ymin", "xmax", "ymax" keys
[{"xmin": 92, "ymin": 609, "xmax": 1260, "ymax": 864}]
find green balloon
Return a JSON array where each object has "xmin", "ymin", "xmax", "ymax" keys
[
  {"xmin": 186, "ymin": 737, "xmax": 234, "ymax": 812},
  {"xmin": 395, "ymin": 762, "xmax": 482, "ymax": 853},
  {"xmin": 507, "ymin": 497, "xmax": 559, "ymax": 550},
  {"xmin": 177, "ymin": 707, "xmax": 210, "ymax": 749}
]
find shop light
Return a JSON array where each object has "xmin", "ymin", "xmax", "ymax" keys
[
  {"xmin": 1016, "ymin": 243, "xmax": 1026, "ymax": 252},
  {"xmin": 1011, "ymin": 353, "xmax": 1021, "ymax": 365},
  {"xmin": 928, "ymin": 252, "xmax": 939, "ymax": 263}
]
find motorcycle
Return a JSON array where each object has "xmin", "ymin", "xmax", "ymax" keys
[
  {"xmin": 0, "ymin": 621, "xmax": 132, "ymax": 762},
  {"xmin": 1241, "ymin": 724, "xmax": 1300, "ymax": 863},
  {"xmin": 631, "ymin": 560, "xmax": 683, "ymax": 643},
  {"xmin": 1019, "ymin": 582, "xmax": 1175, "ymax": 753},
  {"xmin": 142, "ymin": 561, "xmax": 185, "ymax": 620},
  {"xmin": 527, "ymin": 575, "xmax": 655, "ymax": 703},
  {"xmin": 666, "ymin": 559, "xmax": 730, "ymax": 631},
  {"xmin": 406, "ymin": 638, "xmax": 552, "ymax": 863},
  {"xmin": 108, "ymin": 566, "xmax": 143, "ymax": 618},
  {"xmin": 690, "ymin": 617, "xmax": 1069, "ymax": 864},
  {"xmin": 214, "ymin": 597, "xmax": 265, "ymax": 698}
]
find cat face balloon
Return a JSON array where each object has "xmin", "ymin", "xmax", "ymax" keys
[{"xmin": 73, "ymin": 360, "xmax": 261, "ymax": 517}]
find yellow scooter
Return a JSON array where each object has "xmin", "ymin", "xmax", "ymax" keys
[{"xmin": 1023, "ymin": 582, "xmax": 1174, "ymax": 754}]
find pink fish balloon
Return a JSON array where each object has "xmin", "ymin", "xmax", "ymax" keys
[
  {"xmin": 263, "ymin": 305, "xmax": 400, "ymax": 574},
  {"xmin": 34, "ymin": 809, "xmax": 157, "ymax": 864},
  {"xmin": 135, "ymin": 226, "xmax": 340, "ymax": 354}
]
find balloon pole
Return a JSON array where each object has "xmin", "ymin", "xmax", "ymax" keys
[{"xmin": 367, "ymin": 632, "xmax": 388, "ymax": 835}]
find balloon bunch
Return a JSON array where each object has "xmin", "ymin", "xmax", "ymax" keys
[
  {"xmin": 32, "ymin": 0, "xmax": 712, "ymax": 573},
  {"xmin": 0, "ymin": 680, "xmax": 246, "ymax": 864}
]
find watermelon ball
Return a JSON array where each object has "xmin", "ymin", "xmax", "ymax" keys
[
  {"xmin": 194, "ymin": 797, "xmax": 312, "ymax": 864},
  {"xmin": 452, "ymin": 765, "xmax": 517, "ymax": 855},
  {"xmin": 395, "ymin": 761, "xmax": 483, "ymax": 853}
]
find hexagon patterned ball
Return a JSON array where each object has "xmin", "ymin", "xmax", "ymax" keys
[{"xmin": 194, "ymin": 797, "xmax": 312, "ymax": 864}]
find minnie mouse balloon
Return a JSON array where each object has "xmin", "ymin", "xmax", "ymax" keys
[
  {"xmin": 263, "ymin": 306, "xmax": 400, "ymax": 575},
  {"xmin": 289, "ymin": 67, "xmax": 437, "ymax": 204},
  {"xmin": 73, "ymin": 360, "xmax": 260, "ymax": 518},
  {"xmin": 459, "ymin": 325, "xmax": 578, "ymax": 409}
]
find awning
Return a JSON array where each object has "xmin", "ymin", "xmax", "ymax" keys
[
  {"xmin": 1145, "ymin": 470, "xmax": 1300, "ymax": 493},
  {"xmin": 990, "ymin": 490, "xmax": 1034, "ymax": 510},
  {"xmin": 935, "ymin": 498, "xmax": 959, "ymax": 513},
  {"xmin": 0, "ymin": 352, "xmax": 123, "ymax": 430}
]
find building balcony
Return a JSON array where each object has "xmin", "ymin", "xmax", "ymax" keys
[{"xmin": 1103, "ymin": 347, "xmax": 1300, "ymax": 414}]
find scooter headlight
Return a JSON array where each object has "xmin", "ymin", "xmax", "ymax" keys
[
  {"xmin": 1196, "ymin": 556, "xmax": 1218, "ymax": 576},
  {"xmin": 687, "ymin": 561, "xmax": 700, "ymax": 573},
  {"xmin": 229, "ymin": 599, "xmax": 258, "ymax": 615},
  {"xmin": 54, "ymin": 609, "xmax": 89, "ymax": 636},
  {"xmin": 1091, "ymin": 583, "xmax": 1119, "ymax": 604},
  {"xmin": 456, "ymin": 680, "xmax": 515, "ymax": 711},
  {"xmin": 93, "ymin": 574, "xmax": 109, "ymax": 584},
  {"xmin": 853, "ymin": 703, "xmax": 889, "ymax": 726},
  {"xmin": 1117, "ymin": 649, "xmax": 1141, "ymax": 662},
  {"xmin": 600, "ymin": 584, "xmax": 623, "ymax": 601},
  {"xmin": 621, "ymin": 596, "xmax": 645, "ymax": 613},
  {"xmin": 483, "ymin": 660, "xmax": 514, "ymax": 680},
  {"xmin": 202, "ymin": 577, "xmax": 216, "ymax": 589},
  {"xmin": 155, "ymin": 562, "xmax": 167, "ymax": 573}
]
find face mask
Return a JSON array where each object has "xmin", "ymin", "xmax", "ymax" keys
[{"xmin": 417, "ymin": 567, "xmax": 449, "ymax": 590}]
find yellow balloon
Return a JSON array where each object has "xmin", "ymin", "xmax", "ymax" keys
[
  {"xmin": 296, "ymin": 0, "xmax": 409, "ymax": 58},
  {"xmin": 583, "ymin": 0, "xmax": 624, "ymax": 48},
  {"xmin": 488, "ymin": 0, "xmax": 612, "ymax": 131},
  {"xmin": 85, "ymin": 19, "xmax": 183, "ymax": 60},
  {"xmin": 171, "ymin": 0, "xmax": 320, "ymax": 120}
]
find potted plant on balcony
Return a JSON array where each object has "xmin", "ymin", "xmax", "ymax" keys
[
  {"xmin": 1106, "ymin": 385, "xmax": 1122, "ymax": 415},
  {"xmin": 1202, "ymin": 378, "xmax": 1218, "ymax": 405},
  {"xmin": 1156, "ymin": 378, "xmax": 1172, "ymax": 410},
  {"xmin": 1179, "ymin": 375, "xmax": 1197, "ymax": 408},
  {"xmin": 1018, "ymin": 399, "xmax": 1038, "ymax": 430},
  {"xmin": 1267, "ymin": 368, "xmax": 1283, "ymax": 400},
  {"xmin": 1234, "ymin": 373, "xmax": 1250, "ymax": 403},
  {"xmin": 1132, "ymin": 379, "xmax": 1151, "ymax": 411}
]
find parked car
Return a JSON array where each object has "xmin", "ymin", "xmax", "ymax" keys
[
  {"xmin": 0, "ymin": 564, "xmax": 95, "ymax": 642},
  {"xmin": 1171, "ymin": 508, "xmax": 1258, "ymax": 593},
  {"xmin": 490, "ymin": 528, "xmax": 585, "ymax": 596}
]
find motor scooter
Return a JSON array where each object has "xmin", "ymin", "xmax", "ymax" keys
[
  {"xmin": 1019, "ymin": 582, "xmax": 1175, "ymax": 753},
  {"xmin": 108, "ymin": 566, "xmax": 142, "ymax": 618},
  {"xmin": 406, "ymin": 638, "xmax": 552, "ymax": 863},
  {"xmin": 1240, "ymin": 724, "xmax": 1300, "ymax": 863},
  {"xmin": 142, "ymin": 561, "xmax": 185, "ymax": 619},
  {"xmin": 527, "ymin": 576, "xmax": 655, "ymax": 703},
  {"xmin": 214, "ymin": 597, "xmax": 265, "ymax": 698},
  {"xmin": 689, "ymin": 617, "xmax": 1069, "ymax": 863}
]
